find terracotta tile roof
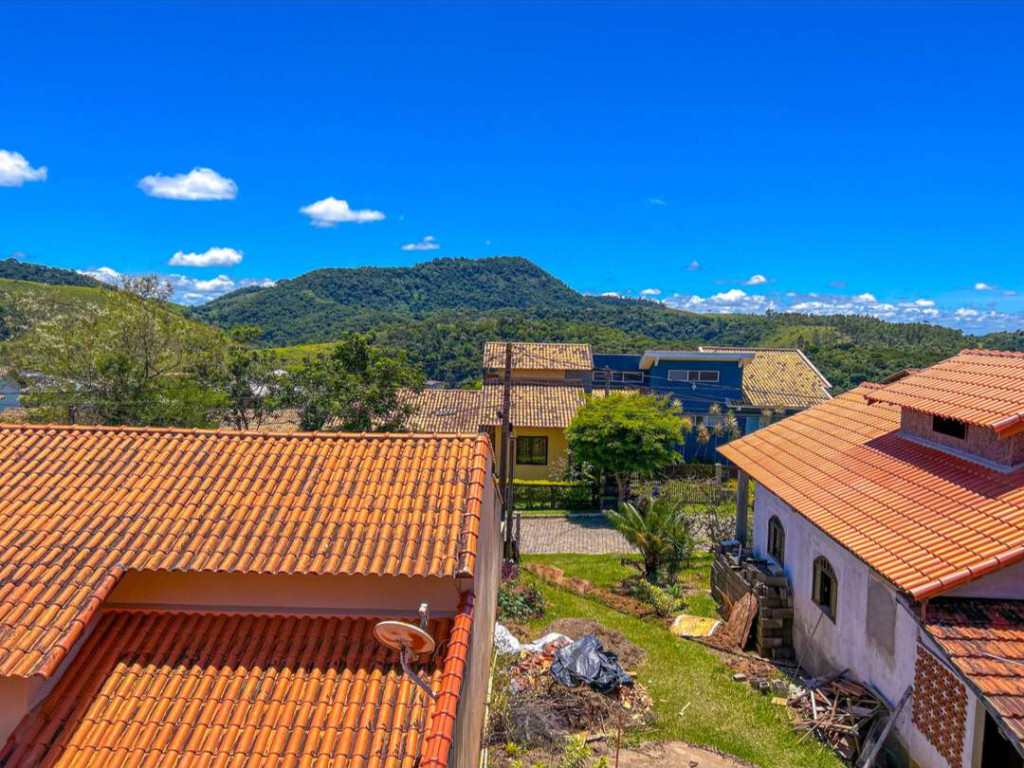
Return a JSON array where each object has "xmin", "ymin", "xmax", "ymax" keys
[
  {"xmin": 925, "ymin": 600, "xmax": 1024, "ymax": 746},
  {"xmin": 718, "ymin": 387, "xmax": 1024, "ymax": 600},
  {"xmin": 864, "ymin": 350, "xmax": 1024, "ymax": 435},
  {"xmin": 480, "ymin": 382, "xmax": 587, "ymax": 429},
  {"xmin": 483, "ymin": 342, "xmax": 593, "ymax": 371},
  {"xmin": 225, "ymin": 391, "xmax": 481, "ymax": 435},
  {"xmin": 0, "ymin": 598, "xmax": 474, "ymax": 768},
  {"xmin": 402, "ymin": 389, "xmax": 482, "ymax": 433},
  {"xmin": 699, "ymin": 346, "xmax": 832, "ymax": 409},
  {"xmin": 0, "ymin": 424, "xmax": 490, "ymax": 678}
]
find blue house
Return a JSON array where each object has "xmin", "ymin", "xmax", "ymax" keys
[{"xmin": 591, "ymin": 347, "xmax": 832, "ymax": 462}]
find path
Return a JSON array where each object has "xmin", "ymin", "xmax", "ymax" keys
[{"xmin": 517, "ymin": 513, "xmax": 636, "ymax": 555}]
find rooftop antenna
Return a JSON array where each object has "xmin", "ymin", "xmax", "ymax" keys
[{"xmin": 373, "ymin": 603, "xmax": 437, "ymax": 700}]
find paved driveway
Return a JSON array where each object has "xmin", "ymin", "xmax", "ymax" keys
[{"xmin": 517, "ymin": 513, "xmax": 636, "ymax": 555}]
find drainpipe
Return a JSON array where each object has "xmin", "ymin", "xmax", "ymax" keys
[{"xmin": 735, "ymin": 470, "xmax": 750, "ymax": 546}]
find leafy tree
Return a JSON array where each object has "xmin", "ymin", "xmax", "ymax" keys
[
  {"xmin": 2, "ymin": 275, "xmax": 227, "ymax": 427},
  {"xmin": 284, "ymin": 333, "xmax": 425, "ymax": 431},
  {"xmin": 606, "ymin": 495, "xmax": 694, "ymax": 583},
  {"xmin": 566, "ymin": 392, "xmax": 688, "ymax": 503},
  {"xmin": 220, "ymin": 326, "xmax": 283, "ymax": 430}
]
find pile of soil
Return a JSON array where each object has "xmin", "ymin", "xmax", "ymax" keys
[{"xmin": 543, "ymin": 617, "xmax": 647, "ymax": 670}]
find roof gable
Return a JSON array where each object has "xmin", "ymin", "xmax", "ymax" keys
[{"xmin": 0, "ymin": 425, "xmax": 490, "ymax": 678}]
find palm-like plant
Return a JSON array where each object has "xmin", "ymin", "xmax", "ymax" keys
[{"xmin": 606, "ymin": 495, "xmax": 694, "ymax": 583}]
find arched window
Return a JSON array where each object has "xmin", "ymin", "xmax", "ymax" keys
[
  {"xmin": 767, "ymin": 516, "xmax": 785, "ymax": 566},
  {"xmin": 813, "ymin": 557, "xmax": 838, "ymax": 621}
]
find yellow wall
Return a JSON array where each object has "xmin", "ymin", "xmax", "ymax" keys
[{"xmin": 494, "ymin": 426, "xmax": 569, "ymax": 481}]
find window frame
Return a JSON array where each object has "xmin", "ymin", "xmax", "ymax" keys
[
  {"xmin": 767, "ymin": 515, "xmax": 785, "ymax": 566},
  {"xmin": 812, "ymin": 556, "xmax": 838, "ymax": 621},
  {"xmin": 515, "ymin": 435, "xmax": 549, "ymax": 466},
  {"xmin": 666, "ymin": 369, "xmax": 721, "ymax": 384}
]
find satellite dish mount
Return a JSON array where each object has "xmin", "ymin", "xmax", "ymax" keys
[{"xmin": 373, "ymin": 603, "xmax": 437, "ymax": 701}]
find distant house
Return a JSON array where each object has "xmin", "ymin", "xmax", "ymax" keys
[
  {"xmin": 592, "ymin": 346, "xmax": 832, "ymax": 461},
  {"xmin": 719, "ymin": 350, "xmax": 1024, "ymax": 768},
  {"xmin": 0, "ymin": 424, "xmax": 500, "ymax": 768}
]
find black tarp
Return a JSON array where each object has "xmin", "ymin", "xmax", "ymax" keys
[{"xmin": 549, "ymin": 634, "xmax": 634, "ymax": 694}]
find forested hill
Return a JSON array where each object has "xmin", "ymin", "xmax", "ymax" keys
[
  {"xmin": 0, "ymin": 258, "xmax": 105, "ymax": 288},
  {"xmin": 190, "ymin": 256, "xmax": 1024, "ymax": 391}
]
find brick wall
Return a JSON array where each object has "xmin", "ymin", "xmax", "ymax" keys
[
  {"xmin": 913, "ymin": 644, "xmax": 967, "ymax": 768},
  {"xmin": 711, "ymin": 545, "xmax": 794, "ymax": 660},
  {"xmin": 901, "ymin": 408, "xmax": 1017, "ymax": 467}
]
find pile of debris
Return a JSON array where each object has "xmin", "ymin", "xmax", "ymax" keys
[
  {"xmin": 490, "ymin": 622, "xmax": 654, "ymax": 756},
  {"xmin": 788, "ymin": 673, "xmax": 889, "ymax": 762}
]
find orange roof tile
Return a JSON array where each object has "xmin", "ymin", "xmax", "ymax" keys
[
  {"xmin": 483, "ymin": 342, "xmax": 593, "ymax": 371},
  {"xmin": 0, "ymin": 597, "xmax": 474, "ymax": 768},
  {"xmin": 0, "ymin": 424, "xmax": 490, "ymax": 678},
  {"xmin": 925, "ymin": 600, "xmax": 1024, "ymax": 747},
  {"xmin": 864, "ymin": 350, "xmax": 1024, "ymax": 435},
  {"xmin": 718, "ymin": 387, "xmax": 1024, "ymax": 599},
  {"xmin": 480, "ymin": 382, "xmax": 587, "ymax": 429},
  {"xmin": 700, "ymin": 346, "xmax": 832, "ymax": 409}
]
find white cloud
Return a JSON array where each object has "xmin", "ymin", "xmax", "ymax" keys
[
  {"xmin": 600, "ymin": 291, "xmax": 622, "ymax": 298},
  {"xmin": 665, "ymin": 288, "xmax": 772, "ymax": 315},
  {"xmin": 138, "ymin": 167, "xmax": 237, "ymax": 200},
  {"xmin": 168, "ymin": 247, "xmax": 243, "ymax": 267},
  {"xmin": 0, "ymin": 150, "xmax": 47, "ymax": 187},
  {"xmin": 974, "ymin": 282, "xmax": 996, "ymax": 291},
  {"xmin": 854, "ymin": 292, "xmax": 877, "ymax": 303},
  {"xmin": 744, "ymin": 274, "xmax": 768, "ymax": 286},
  {"xmin": 650, "ymin": 197, "xmax": 666, "ymax": 206},
  {"xmin": 914, "ymin": 298, "xmax": 935, "ymax": 307},
  {"xmin": 400, "ymin": 235, "xmax": 440, "ymax": 252},
  {"xmin": 640, "ymin": 288, "xmax": 662, "ymax": 297},
  {"xmin": 299, "ymin": 196, "xmax": 385, "ymax": 227},
  {"xmin": 687, "ymin": 261, "xmax": 699, "ymax": 271},
  {"xmin": 78, "ymin": 266, "xmax": 121, "ymax": 284}
]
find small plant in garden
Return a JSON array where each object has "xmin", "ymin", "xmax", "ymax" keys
[
  {"xmin": 502, "ymin": 559, "xmax": 520, "ymax": 583},
  {"xmin": 605, "ymin": 495, "xmax": 694, "ymax": 584},
  {"xmin": 556, "ymin": 735, "xmax": 592, "ymax": 768},
  {"xmin": 498, "ymin": 582, "xmax": 546, "ymax": 622},
  {"xmin": 633, "ymin": 578, "xmax": 684, "ymax": 618}
]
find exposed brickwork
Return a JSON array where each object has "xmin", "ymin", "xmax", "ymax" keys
[
  {"xmin": 913, "ymin": 644, "xmax": 967, "ymax": 768},
  {"xmin": 711, "ymin": 544, "xmax": 794, "ymax": 660}
]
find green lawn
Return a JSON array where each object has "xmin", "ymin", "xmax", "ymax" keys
[
  {"xmin": 520, "ymin": 553, "xmax": 842, "ymax": 768},
  {"xmin": 525, "ymin": 552, "xmax": 719, "ymax": 619},
  {"xmin": 514, "ymin": 508, "xmax": 602, "ymax": 517}
]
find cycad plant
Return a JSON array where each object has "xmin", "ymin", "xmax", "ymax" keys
[{"xmin": 606, "ymin": 494, "xmax": 694, "ymax": 583}]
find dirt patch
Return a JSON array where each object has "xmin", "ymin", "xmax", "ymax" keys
[
  {"xmin": 524, "ymin": 562, "xmax": 650, "ymax": 617},
  {"xmin": 543, "ymin": 618, "xmax": 647, "ymax": 670},
  {"xmin": 598, "ymin": 740, "xmax": 753, "ymax": 768}
]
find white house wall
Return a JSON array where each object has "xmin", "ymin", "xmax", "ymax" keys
[
  {"xmin": 751, "ymin": 485, "xmax": 984, "ymax": 768},
  {"xmin": 944, "ymin": 556, "xmax": 1024, "ymax": 600}
]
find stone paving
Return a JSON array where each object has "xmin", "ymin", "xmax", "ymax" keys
[{"xmin": 517, "ymin": 513, "xmax": 636, "ymax": 555}]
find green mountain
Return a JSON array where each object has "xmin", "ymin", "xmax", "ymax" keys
[
  {"xmin": 187, "ymin": 256, "xmax": 1019, "ymax": 390},
  {"xmin": 0, "ymin": 258, "xmax": 106, "ymax": 289}
]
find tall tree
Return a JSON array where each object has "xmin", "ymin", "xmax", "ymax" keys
[
  {"xmin": 566, "ymin": 392, "xmax": 688, "ymax": 502},
  {"xmin": 221, "ymin": 326, "xmax": 283, "ymax": 430},
  {"xmin": 284, "ymin": 334, "xmax": 425, "ymax": 432},
  {"xmin": 3, "ymin": 275, "xmax": 227, "ymax": 427}
]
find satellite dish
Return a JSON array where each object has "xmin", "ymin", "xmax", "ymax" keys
[
  {"xmin": 374, "ymin": 621, "xmax": 437, "ymax": 655},
  {"xmin": 373, "ymin": 604, "xmax": 438, "ymax": 701}
]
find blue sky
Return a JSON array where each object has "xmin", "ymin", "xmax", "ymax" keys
[{"xmin": 2, "ymin": 1, "xmax": 1023, "ymax": 332}]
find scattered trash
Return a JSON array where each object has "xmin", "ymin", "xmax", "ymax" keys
[
  {"xmin": 670, "ymin": 614, "xmax": 723, "ymax": 638},
  {"xmin": 732, "ymin": 672, "xmax": 747, "ymax": 682},
  {"xmin": 544, "ymin": 618, "xmax": 647, "ymax": 669},
  {"xmin": 550, "ymin": 635, "xmax": 634, "ymax": 694},
  {"xmin": 787, "ymin": 672, "xmax": 890, "ymax": 762},
  {"xmin": 495, "ymin": 623, "xmax": 571, "ymax": 655}
]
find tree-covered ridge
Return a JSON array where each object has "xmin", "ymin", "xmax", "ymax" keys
[
  {"xmin": 0, "ymin": 258, "xmax": 106, "ymax": 288},
  {"xmin": 190, "ymin": 255, "xmax": 1022, "ymax": 391}
]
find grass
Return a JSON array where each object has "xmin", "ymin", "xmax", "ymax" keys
[
  {"xmin": 514, "ymin": 508, "xmax": 602, "ymax": 517},
  {"xmin": 519, "ymin": 553, "xmax": 842, "ymax": 768}
]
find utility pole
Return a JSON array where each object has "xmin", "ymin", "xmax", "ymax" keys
[
  {"xmin": 604, "ymin": 365, "xmax": 611, "ymax": 397},
  {"xmin": 498, "ymin": 342, "xmax": 515, "ymax": 557},
  {"xmin": 67, "ymin": 404, "xmax": 77, "ymax": 425}
]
